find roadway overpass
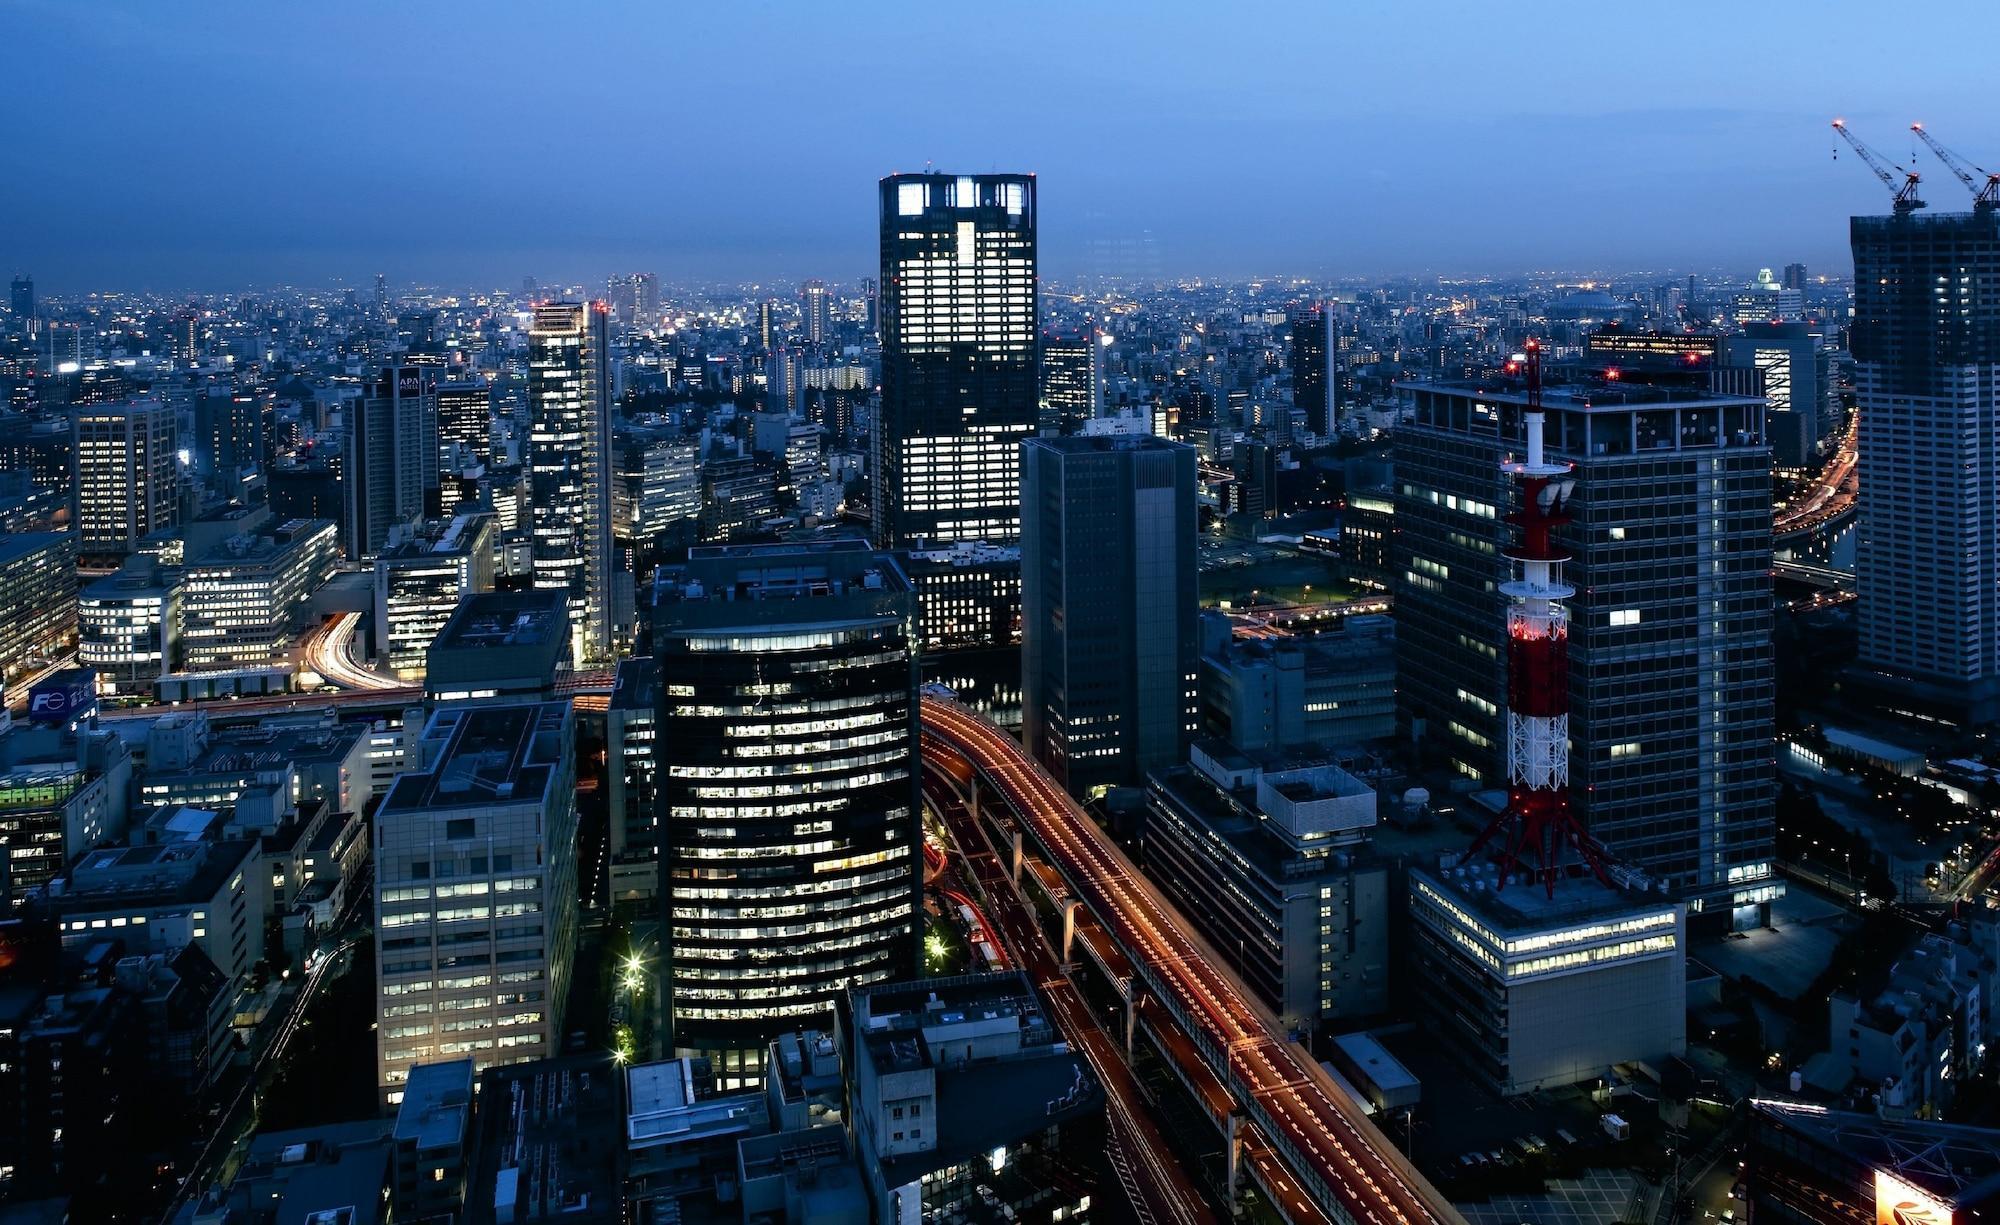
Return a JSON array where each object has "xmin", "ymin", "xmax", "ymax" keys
[{"xmin": 920, "ymin": 693, "xmax": 1465, "ymax": 1225}]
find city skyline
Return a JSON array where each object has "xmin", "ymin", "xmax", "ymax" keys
[{"xmin": 8, "ymin": 0, "xmax": 2000, "ymax": 289}]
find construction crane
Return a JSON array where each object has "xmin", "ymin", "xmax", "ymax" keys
[
  {"xmin": 1832, "ymin": 118, "xmax": 1925, "ymax": 213},
  {"xmin": 1911, "ymin": 123, "xmax": 2000, "ymax": 209}
]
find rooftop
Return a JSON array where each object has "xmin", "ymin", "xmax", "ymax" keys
[
  {"xmin": 656, "ymin": 539, "xmax": 910, "ymax": 608},
  {"xmin": 382, "ymin": 702, "xmax": 569, "ymax": 815},
  {"xmin": 394, "ymin": 1059, "xmax": 473, "ymax": 1152},
  {"xmin": 608, "ymin": 656, "xmax": 657, "ymax": 715},
  {"xmin": 431, "ymin": 589, "xmax": 567, "ymax": 653},
  {"xmin": 1413, "ymin": 848, "xmax": 1676, "ymax": 933},
  {"xmin": 0, "ymin": 530, "xmax": 73, "ymax": 567},
  {"xmin": 625, "ymin": 1059, "xmax": 766, "ymax": 1151},
  {"xmin": 1753, "ymin": 1098, "xmax": 2000, "ymax": 1210},
  {"xmin": 467, "ymin": 1054, "xmax": 622, "ymax": 1225}
]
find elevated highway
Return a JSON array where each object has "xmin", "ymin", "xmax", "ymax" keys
[{"xmin": 920, "ymin": 694, "xmax": 1464, "ymax": 1225}]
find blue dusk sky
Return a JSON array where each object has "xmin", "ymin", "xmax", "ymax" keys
[{"xmin": 3, "ymin": 0, "xmax": 1996, "ymax": 291}]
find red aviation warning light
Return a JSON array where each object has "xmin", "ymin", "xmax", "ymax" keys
[{"xmin": 1467, "ymin": 339, "xmax": 1616, "ymax": 895}]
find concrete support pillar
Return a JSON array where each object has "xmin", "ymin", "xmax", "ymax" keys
[
  {"xmin": 1061, "ymin": 899, "xmax": 1081, "ymax": 966},
  {"xmin": 1226, "ymin": 1111, "xmax": 1245, "ymax": 1203},
  {"xmin": 1010, "ymin": 829, "xmax": 1024, "ymax": 888},
  {"xmin": 1124, "ymin": 989, "xmax": 1140, "ymax": 1057}
]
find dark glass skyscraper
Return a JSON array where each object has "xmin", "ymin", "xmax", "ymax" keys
[
  {"xmin": 343, "ymin": 363, "xmax": 439, "ymax": 558},
  {"xmin": 1289, "ymin": 303, "xmax": 1334, "ymax": 437},
  {"xmin": 1040, "ymin": 332, "xmax": 1100, "ymax": 434},
  {"xmin": 436, "ymin": 377, "xmax": 493, "ymax": 466},
  {"xmin": 653, "ymin": 540, "xmax": 921, "ymax": 1090},
  {"xmin": 1850, "ymin": 210, "xmax": 2000, "ymax": 720},
  {"xmin": 875, "ymin": 172, "xmax": 1038, "ymax": 550},
  {"xmin": 1022, "ymin": 434, "xmax": 1198, "ymax": 797}
]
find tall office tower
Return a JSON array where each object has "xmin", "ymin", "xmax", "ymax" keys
[
  {"xmin": 862, "ymin": 276, "xmax": 878, "ymax": 341},
  {"xmin": 344, "ymin": 364, "xmax": 440, "ymax": 558},
  {"xmin": 1021, "ymin": 434, "xmax": 1198, "ymax": 797},
  {"xmin": 652, "ymin": 541, "xmax": 921, "ymax": 1089},
  {"xmin": 527, "ymin": 301, "xmax": 616, "ymax": 661},
  {"xmin": 1395, "ymin": 373, "xmax": 1776, "ymax": 925},
  {"xmin": 1289, "ymin": 303, "xmax": 1335, "ymax": 437},
  {"xmin": 1783, "ymin": 262, "xmax": 1808, "ymax": 292},
  {"xmin": 633, "ymin": 272, "xmax": 658, "ymax": 331},
  {"xmin": 373, "ymin": 700, "xmax": 578, "ymax": 1105},
  {"xmin": 9, "ymin": 275, "xmax": 30, "ymax": 320},
  {"xmin": 756, "ymin": 301, "xmax": 774, "ymax": 352},
  {"xmin": 801, "ymin": 279, "xmax": 828, "ymax": 346},
  {"xmin": 1851, "ymin": 209, "xmax": 2000, "ymax": 718},
  {"xmin": 374, "ymin": 273, "xmax": 389, "ymax": 319},
  {"xmin": 1040, "ymin": 333, "xmax": 1101, "ymax": 433},
  {"xmin": 875, "ymin": 172, "xmax": 1038, "ymax": 550},
  {"xmin": 73, "ymin": 399, "xmax": 179, "ymax": 557},
  {"xmin": 436, "ymin": 378, "xmax": 493, "ymax": 466},
  {"xmin": 195, "ymin": 388, "xmax": 275, "ymax": 479}
]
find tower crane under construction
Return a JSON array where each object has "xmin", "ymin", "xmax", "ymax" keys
[
  {"xmin": 1911, "ymin": 123, "xmax": 2000, "ymax": 209},
  {"xmin": 1832, "ymin": 118, "xmax": 1925, "ymax": 213}
]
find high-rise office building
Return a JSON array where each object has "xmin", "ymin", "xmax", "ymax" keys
[
  {"xmin": 527, "ymin": 301, "xmax": 615, "ymax": 661},
  {"xmin": 801, "ymin": 279, "xmax": 828, "ymax": 347},
  {"xmin": 633, "ymin": 272, "xmax": 658, "ymax": 328},
  {"xmin": 756, "ymin": 301, "xmax": 774, "ymax": 352},
  {"xmin": 436, "ymin": 378, "xmax": 492, "ymax": 466},
  {"xmin": 1040, "ymin": 332, "xmax": 1101, "ymax": 433},
  {"xmin": 373, "ymin": 700, "xmax": 578, "ymax": 1105},
  {"xmin": 1289, "ymin": 303, "xmax": 1335, "ymax": 437},
  {"xmin": 73, "ymin": 399, "xmax": 179, "ymax": 557},
  {"xmin": 1394, "ymin": 375, "xmax": 1776, "ymax": 923},
  {"xmin": 344, "ymin": 364, "xmax": 440, "ymax": 559},
  {"xmin": 194, "ymin": 388, "xmax": 275, "ymax": 480},
  {"xmin": 9, "ymin": 275, "xmax": 30, "ymax": 320},
  {"xmin": 862, "ymin": 276, "xmax": 878, "ymax": 341},
  {"xmin": 1021, "ymin": 434, "xmax": 1198, "ymax": 797},
  {"xmin": 875, "ymin": 172, "xmax": 1038, "ymax": 550},
  {"xmin": 374, "ymin": 273, "xmax": 389, "ymax": 319},
  {"xmin": 1852, "ymin": 210, "xmax": 2000, "ymax": 718},
  {"xmin": 652, "ymin": 540, "xmax": 921, "ymax": 1089},
  {"xmin": 1783, "ymin": 262, "xmax": 1808, "ymax": 292},
  {"xmin": 1724, "ymin": 323, "xmax": 1827, "ymax": 468}
]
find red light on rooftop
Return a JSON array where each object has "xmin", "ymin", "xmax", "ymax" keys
[{"xmin": 1605, "ymin": 367, "xmax": 1621, "ymax": 381}]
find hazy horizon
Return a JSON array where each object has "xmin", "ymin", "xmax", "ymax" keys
[{"xmin": 6, "ymin": 0, "xmax": 1995, "ymax": 294}]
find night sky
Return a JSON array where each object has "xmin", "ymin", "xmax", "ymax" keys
[{"xmin": 5, "ymin": 0, "xmax": 1996, "ymax": 291}]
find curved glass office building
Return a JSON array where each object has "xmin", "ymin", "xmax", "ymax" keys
[{"xmin": 653, "ymin": 540, "xmax": 921, "ymax": 1089}]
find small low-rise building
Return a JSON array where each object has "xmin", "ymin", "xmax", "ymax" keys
[
  {"xmin": 423, "ymin": 589, "xmax": 572, "ymax": 705},
  {"xmin": 836, "ymin": 972, "xmax": 1102, "ymax": 1223},
  {"xmin": 392, "ymin": 1059, "xmax": 474, "ymax": 1223},
  {"xmin": 41, "ymin": 836, "xmax": 265, "ymax": 988},
  {"xmin": 1407, "ymin": 859, "xmax": 1686, "ymax": 1095},
  {"xmin": 372, "ymin": 512, "xmax": 498, "ymax": 680},
  {"xmin": 180, "ymin": 518, "xmax": 338, "ymax": 670},
  {"xmin": 0, "ymin": 530, "xmax": 78, "ymax": 683},
  {"xmin": 79, "ymin": 557, "xmax": 180, "ymax": 695},
  {"xmin": 1197, "ymin": 611, "xmax": 1396, "ymax": 755},
  {"xmin": 1144, "ymin": 741, "xmax": 1389, "ymax": 1035}
]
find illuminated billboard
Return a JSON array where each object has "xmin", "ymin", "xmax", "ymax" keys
[{"xmin": 1878, "ymin": 1169, "xmax": 1952, "ymax": 1225}]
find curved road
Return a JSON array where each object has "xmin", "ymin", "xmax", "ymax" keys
[
  {"xmin": 921, "ymin": 695, "xmax": 1463, "ymax": 1225},
  {"xmin": 1774, "ymin": 412, "xmax": 1857, "ymax": 538},
  {"xmin": 301, "ymin": 612, "xmax": 407, "ymax": 691}
]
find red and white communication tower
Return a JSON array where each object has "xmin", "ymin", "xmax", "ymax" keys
[{"xmin": 1469, "ymin": 339, "xmax": 1613, "ymax": 895}]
